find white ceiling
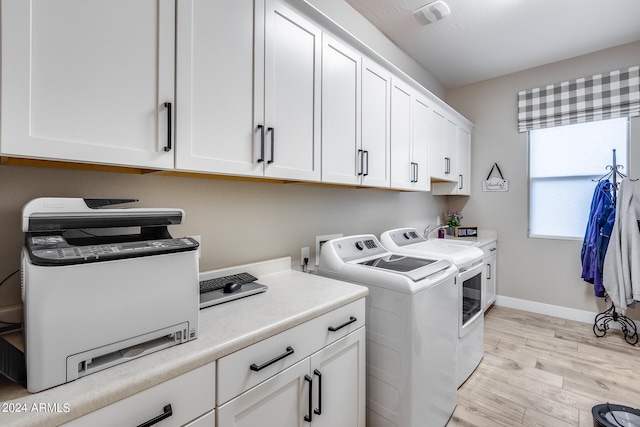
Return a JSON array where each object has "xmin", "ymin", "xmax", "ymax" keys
[{"xmin": 343, "ymin": 0, "xmax": 640, "ymax": 89}]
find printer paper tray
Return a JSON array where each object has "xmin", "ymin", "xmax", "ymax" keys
[{"xmin": 67, "ymin": 322, "xmax": 189, "ymax": 382}]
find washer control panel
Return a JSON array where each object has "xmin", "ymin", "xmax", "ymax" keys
[
  {"xmin": 330, "ymin": 235, "xmax": 387, "ymax": 262},
  {"xmin": 387, "ymin": 228, "xmax": 426, "ymax": 247}
]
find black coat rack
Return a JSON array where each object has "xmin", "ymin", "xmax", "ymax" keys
[{"xmin": 592, "ymin": 149, "xmax": 639, "ymax": 345}]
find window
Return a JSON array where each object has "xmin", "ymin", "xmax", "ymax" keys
[{"xmin": 528, "ymin": 117, "xmax": 628, "ymax": 240}]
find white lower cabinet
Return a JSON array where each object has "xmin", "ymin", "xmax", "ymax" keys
[
  {"xmin": 186, "ymin": 410, "xmax": 216, "ymax": 427},
  {"xmin": 217, "ymin": 299, "xmax": 365, "ymax": 427},
  {"xmin": 63, "ymin": 362, "xmax": 216, "ymax": 427},
  {"xmin": 479, "ymin": 240, "xmax": 498, "ymax": 310},
  {"xmin": 307, "ymin": 330, "xmax": 365, "ymax": 427},
  {"xmin": 218, "ymin": 328, "xmax": 365, "ymax": 427},
  {"xmin": 218, "ymin": 359, "xmax": 309, "ymax": 427}
]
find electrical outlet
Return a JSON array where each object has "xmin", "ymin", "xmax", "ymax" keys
[
  {"xmin": 300, "ymin": 247, "xmax": 310, "ymax": 266},
  {"xmin": 315, "ymin": 233, "xmax": 343, "ymax": 266}
]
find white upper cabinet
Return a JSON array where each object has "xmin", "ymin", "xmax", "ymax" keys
[
  {"xmin": 429, "ymin": 109, "xmax": 457, "ymax": 182},
  {"xmin": 1, "ymin": 0, "xmax": 471, "ymax": 191},
  {"xmin": 321, "ymin": 35, "xmax": 361, "ymax": 186},
  {"xmin": 445, "ymin": 119, "xmax": 458, "ymax": 179},
  {"xmin": 263, "ymin": 0, "xmax": 322, "ymax": 181},
  {"xmin": 390, "ymin": 79, "xmax": 413, "ymax": 191},
  {"xmin": 456, "ymin": 127, "xmax": 471, "ymax": 195},
  {"xmin": 360, "ymin": 59, "xmax": 392, "ymax": 188},
  {"xmin": 175, "ymin": 0, "xmax": 263, "ymax": 176},
  {"xmin": 412, "ymin": 94, "xmax": 431, "ymax": 192},
  {"xmin": 321, "ymin": 39, "xmax": 391, "ymax": 188},
  {"xmin": 1, "ymin": 0, "xmax": 175, "ymax": 169},
  {"xmin": 390, "ymin": 78, "xmax": 430, "ymax": 192},
  {"xmin": 176, "ymin": 0, "xmax": 321, "ymax": 181},
  {"xmin": 432, "ymin": 123, "xmax": 472, "ymax": 195}
]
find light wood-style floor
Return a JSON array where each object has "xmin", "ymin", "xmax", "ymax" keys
[{"xmin": 447, "ymin": 305, "xmax": 640, "ymax": 426}]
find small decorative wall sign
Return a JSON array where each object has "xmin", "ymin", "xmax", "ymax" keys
[{"xmin": 483, "ymin": 163, "xmax": 509, "ymax": 192}]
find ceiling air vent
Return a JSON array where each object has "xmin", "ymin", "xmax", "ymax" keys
[{"xmin": 412, "ymin": 1, "xmax": 451, "ymax": 25}]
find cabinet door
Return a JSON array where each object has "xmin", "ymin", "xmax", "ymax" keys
[
  {"xmin": 263, "ymin": 0, "xmax": 321, "ymax": 181},
  {"xmin": 175, "ymin": 0, "xmax": 263, "ymax": 176},
  {"xmin": 218, "ymin": 359, "xmax": 311, "ymax": 427},
  {"xmin": 185, "ymin": 410, "xmax": 215, "ymax": 427},
  {"xmin": 310, "ymin": 328, "xmax": 365, "ymax": 427},
  {"xmin": 429, "ymin": 109, "xmax": 447, "ymax": 180},
  {"xmin": 412, "ymin": 96, "xmax": 431, "ymax": 192},
  {"xmin": 321, "ymin": 36, "xmax": 361, "ymax": 186},
  {"xmin": 361, "ymin": 60, "xmax": 391, "ymax": 189},
  {"xmin": 390, "ymin": 78, "xmax": 413, "ymax": 190},
  {"xmin": 444, "ymin": 119, "xmax": 458, "ymax": 181},
  {"xmin": 1, "ymin": 0, "xmax": 175, "ymax": 169},
  {"xmin": 485, "ymin": 255, "xmax": 497, "ymax": 309},
  {"xmin": 457, "ymin": 127, "xmax": 471, "ymax": 195}
]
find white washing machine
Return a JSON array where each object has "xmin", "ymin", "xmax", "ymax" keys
[
  {"xmin": 380, "ymin": 228, "xmax": 485, "ymax": 388},
  {"xmin": 318, "ymin": 234, "xmax": 458, "ymax": 427}
]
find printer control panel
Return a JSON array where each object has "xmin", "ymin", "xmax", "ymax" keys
[{"xmin": 26, "ymin": 236, "xmax": 199, "ymax": 266}]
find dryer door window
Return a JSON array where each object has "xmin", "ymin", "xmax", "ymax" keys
[{"xmin": 462, "ymin": 271, "xmax": 482, "ymax": 326}]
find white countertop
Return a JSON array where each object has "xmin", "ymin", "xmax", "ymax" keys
[
  {"xmin": 440, "ymin": 229, "xmax": 497, "ymax": 247},
  {"xmin": 0, "ymin": 257, "xmax": 368, "ymax": 426}
]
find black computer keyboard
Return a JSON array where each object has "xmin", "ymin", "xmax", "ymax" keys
[{"xmin": 199, "ymin": 272, "xmax": 258, "ymax": 293}]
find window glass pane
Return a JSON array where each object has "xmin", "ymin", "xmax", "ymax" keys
[
  {"xmin": 529, "ymin": 118, "xmax": 628, "ymax": 240},
  {"xmin": 530, "ymin": 176, "xmax": 599, "ymax": 238},
  {"xmin": 530, "ymin": 118, "xmax": 628, "ymax": 178}
]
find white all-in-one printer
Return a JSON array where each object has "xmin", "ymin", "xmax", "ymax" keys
[{"xmin": 20, "ymin": 198, "xmax": 199, "ymax": 393}]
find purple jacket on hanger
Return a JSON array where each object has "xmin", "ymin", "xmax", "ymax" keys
[{"xmin": 581, "ymin": 180, "xmax": 613, "ymax": 296}]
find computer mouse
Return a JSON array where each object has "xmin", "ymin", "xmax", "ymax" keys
[{"xmin": 223, "ymin": 282, "xmax": 242, "ymax": 294}]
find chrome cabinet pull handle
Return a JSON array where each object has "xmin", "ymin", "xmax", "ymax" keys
[
  {"xmin": 137, "ymin": 404, "xmax": 172, "ymax": 427},
  {"xmin": 358, "ymin": 149, "xmax": 364, "ymax": 176},
  {"xmin": 328, "ymin": 316, "xmax": 357, "ymax": 332},
  {"xmin": 249, "ymin": 346, "xmax": 294, "ymax": 371}
]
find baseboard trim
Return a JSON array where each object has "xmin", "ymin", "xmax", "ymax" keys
[{"xmin": 494, "ymin": 296, "xmax": 638, "ymax": 332}]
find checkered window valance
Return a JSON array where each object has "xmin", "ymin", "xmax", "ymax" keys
[{"xmin": 517, "ymin": 65, "xmax": 640, "ymax": 133}]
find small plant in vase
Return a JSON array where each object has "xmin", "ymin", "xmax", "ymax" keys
[{"xmin": 445, "ymin": 210, "xmax": 463, "ymax": 235}]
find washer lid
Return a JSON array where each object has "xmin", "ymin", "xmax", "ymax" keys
[
  {"xmin": 381, "ymin": 228, "xmax": 483, "ymax": 267},
  {"xmin": 358, "ymin": 254, "xmax": 451, "ymax": 282}
]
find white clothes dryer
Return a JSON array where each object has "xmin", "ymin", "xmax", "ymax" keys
[
  {"xmin": 380, "ymin": 228, "xmax": 485, "ymax": 388},
  {"xmin": 318, "ymin": 234, "xmax": 458, "ymax": 427}
]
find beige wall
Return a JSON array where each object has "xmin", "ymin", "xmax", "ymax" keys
[
  {"xmin": 447, "ymin": 41, "xmax": 640, "ymax": 319},
  {"xmin": 0, "ymin": 165, "xmax": 446, "ymax": 308}
]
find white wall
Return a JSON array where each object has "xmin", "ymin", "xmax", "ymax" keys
[
  {"xmin": 0, "ymin": 165, "xmax": 446, "ymax": 308},
  {"xmin": 302, "ymin": 0, "xmax": 446, "ymax": 98},
  {"xmin": 447, "ymin": 41, "xmax": 640, "ymax": 320}
]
